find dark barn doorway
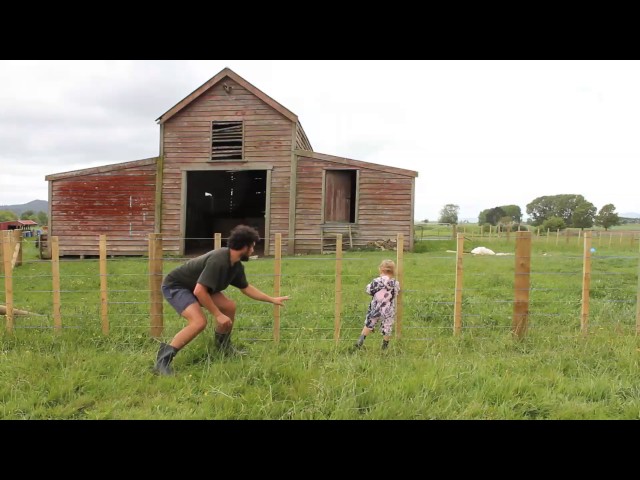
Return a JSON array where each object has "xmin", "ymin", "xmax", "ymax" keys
[{"xmin": 185, "ymin": 170, "xmax": 267, "ymax": 256}]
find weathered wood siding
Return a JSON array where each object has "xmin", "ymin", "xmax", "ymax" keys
[
  {"xmin": 50, "ymin": 163, "xmax": 156, "ymax": 256},
  {"xmin": 294, "ymin": 154, "xmax": 414, "ymax": 253},
  {"xmin": 295, "ymin": 121, "xmax": 313, "ymax": 151},
  {"xmin": 161, "ymin": 78, "xmax": 294, "ymax": 255},
  {"xmin": 358, "ymin": 169, "xmax": 414, "ymax": 244}
]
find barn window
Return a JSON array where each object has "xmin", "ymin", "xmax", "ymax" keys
[
  {"xmin": 211, "ymin": 121, "xmax": 243, "ymax": 161},
  {"xmin": 324, "ymin": 170, "xmax": 357, "ymax": 223}
]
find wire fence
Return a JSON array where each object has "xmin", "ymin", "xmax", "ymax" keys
[{"xmin": 1, "ymin": 230, "xmax": 639, "ymax": 343}]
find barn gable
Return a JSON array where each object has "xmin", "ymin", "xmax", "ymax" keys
[{"xmin": 157, "ymin": 67, "xmax": 297, "ymax": 125}]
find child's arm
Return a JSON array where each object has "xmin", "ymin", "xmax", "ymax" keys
[{"xmin": 366, "ymin": 277, "xmax": 382, "ymax": 295}]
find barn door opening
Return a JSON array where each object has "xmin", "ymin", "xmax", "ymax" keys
[{"xmin": 185, "ymin": 170, "xmax": 267, "ymax": 256}]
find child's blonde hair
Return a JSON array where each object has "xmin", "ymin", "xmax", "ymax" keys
[{"xmin": 379, "ymin": 259, "xmax": 396, "ymax": 276}]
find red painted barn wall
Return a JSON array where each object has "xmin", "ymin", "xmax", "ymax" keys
[{"xmin": 50, "ymin": 164, "xmax": 156, "ymax": 256}]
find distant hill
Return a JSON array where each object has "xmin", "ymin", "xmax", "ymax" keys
[
  {"xmin": 0, "ymin": 199, "xmax": 48, "ymax": 216},
  {"xmin": 620, "ymin": 212, "xmax": 640, "ymax": 219}
]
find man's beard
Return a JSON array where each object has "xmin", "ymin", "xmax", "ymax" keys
[{"xmin": 240, "ymin": 254, "xmax": 250, "ymax": 262}]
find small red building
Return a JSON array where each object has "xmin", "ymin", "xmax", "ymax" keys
[{"xmin": 0, "ymin": 219, "xmax": 38, "ymax": 231}]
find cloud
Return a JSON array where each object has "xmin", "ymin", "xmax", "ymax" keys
[{"xmin": 1, "ymin": 60, "xmax": 639, "ymax": 219}]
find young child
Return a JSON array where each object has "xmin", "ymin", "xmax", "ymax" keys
[{"xmin": 355, "ymin": 259, "xmax": 400, "ymax": 350}]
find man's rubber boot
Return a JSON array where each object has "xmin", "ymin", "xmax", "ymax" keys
[
  {"xmin": 153, "ymin": 342, "xmax": 178, "ymax": 375},
  {"xmin": 215, "ymin": 331, "xmax": 247, "ymax": 356}
]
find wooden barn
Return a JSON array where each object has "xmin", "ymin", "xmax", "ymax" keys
[{"xmin": 45, "ymin": 68, "xmax": 418, "ymax": 257}]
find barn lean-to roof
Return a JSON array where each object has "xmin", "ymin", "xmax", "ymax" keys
[
  {"xmin": 294, "ymin": 150, "xmax": 418, "ymax": 178},
  {"xmin": 44, "ymin": 157, "xmax": 158, "ymax": 181}
]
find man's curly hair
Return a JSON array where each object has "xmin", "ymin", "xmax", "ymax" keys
[{"xmin": 228, "ymin": 225, "xmax": 260, "ymax": 250}]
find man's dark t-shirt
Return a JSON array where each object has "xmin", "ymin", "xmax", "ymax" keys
[{"xmin": 162, "ymin": 248, "xmax": 248, "ymax": 293}]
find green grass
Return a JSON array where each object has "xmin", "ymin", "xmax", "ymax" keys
[{"xmin": 1, "ymin": 236, "xmax": 639, "ymax": 419}]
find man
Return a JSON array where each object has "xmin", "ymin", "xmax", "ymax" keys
[{"xmin": 154, "ymin": 224, "xmax": 290, "ymax": 375}]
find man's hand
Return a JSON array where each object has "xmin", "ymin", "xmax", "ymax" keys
[
  {"xmin": 272, "ymin": 296, "xmax": 290, "ymax": 307},
  {"xmin": 215, "ymin": 312, "xmax": 232, "ymax": 328}
]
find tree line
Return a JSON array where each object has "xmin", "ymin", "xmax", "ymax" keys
[
  {"xmin": 435, "ymin": 195, "xmax": 624, "ymax": 231},
  {"xmin": 0, "ymin": 209, "xmax": 48, "ymax": 225}
]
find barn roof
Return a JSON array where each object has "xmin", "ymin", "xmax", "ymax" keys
[
  {"xmin": 156, "ymin": 67, "xmax": 298, "ymax": 125},
  {"xmin": 45, "ymin": 157, "xmax": 158, "ymax": 181},
  {"xmin": 0, "ymin": 220, "xmax": 38, "ymax": 227},
  {"xmin": 294, "ymin": 150, "xmax": 418, "ymax": 178}
]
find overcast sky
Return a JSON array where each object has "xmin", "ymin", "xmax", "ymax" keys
[{"xmin": 1, "ymin": 60, "xmax": 638, "ymax": 220}]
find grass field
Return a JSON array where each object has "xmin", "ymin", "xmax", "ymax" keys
[{"xmin": 1, "ymin": 234, "xmax": 639, "ymax": 419}]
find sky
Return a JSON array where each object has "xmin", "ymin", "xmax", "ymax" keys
[{"xmin": 1, "ymin": 60, "xmax": 639, "ymax": 221}]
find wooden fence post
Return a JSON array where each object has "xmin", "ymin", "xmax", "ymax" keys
[
  {"xmin": 2, "ymin": 232, "xmax": 14, "ymax": 333},
  {"xmin": 0, "ymin": 230, "xmax": 4, "ymax": 275},
  {"xmin": 581, "ymin": 232, "xmax": 592, "ymax": 336},
  {"xmin": 51, "ymin": 236, "xmax": 61, "ymax": 332},
  {"xmin": 396, "ymin": 233, "xmax": 404, "ymax": 339},
  {"xmin": 12, "ymin": 229, "xmax": 22, "ymax": 267},
  {"xmin": 512, "ymin": 231, "xmax": 531, "ymax": 340},
  {"xmin": 149, "ymin": 233, "xmax": 163, "ymax": 338},
  {"xmin": 273, "ymin": 233, "xmax": 281, "ymax": 343},
  {"xmin": 99, "ymin": 235, "xmax": 109, "ymax": 335},
  {"xmin": 453, "ymin": 233, "xmax": 464, "ymax": 336},
  {"xmin": 334, "ymin": 234, "xmax": 342, "ymax": 343}
]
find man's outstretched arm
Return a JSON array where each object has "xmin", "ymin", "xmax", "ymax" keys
[{"xmin": 240, "ymin": 284, "xmax": 290, "ymax": 306}]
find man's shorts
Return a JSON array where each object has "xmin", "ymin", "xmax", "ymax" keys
[{"xmin": 162, "ymin": 285, "xmax": 199, "ymax": 315}]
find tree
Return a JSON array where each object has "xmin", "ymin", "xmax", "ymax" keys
[
  {"xmin": 526, "ymin": 194, "xmax": 592, "ymax": 226},
  {"xmin": 558, "ymin": 195, "xmax": 588, "ymax": 224},
  {"xmin": 499, "ymin": 216, "xmax": 513, "ymax": 229},
  {"xmin": 478, "ymin": 209, "xmax": 489, "ymax": 225},
  {"xmin": 479, "ymin": 204, "xmax": 522, "ymax": 226},
  {"xmin": 595, "ymin": 204, "xmax": 620, "ymax": 231},
  {"xmin": 526, "ymin": 196, "xmax": 556, "ymax": 226},
  {"xmin": 20, "ymin": 210, "xmax": 37, "ymax": 221},
  {"xmin": 500, "ymin": 204, "xmax": 522, "ymax": 223},
  {"xmin": 571, "ymin": 202, "xmax": 596, "ymax": 229},
  {"xmin": 0, "ymin": 210, "xmax": 17, "ymax": 222},
  {"xmin": 438, "ymin": 204, "xmax": 459, "ymax": 225},
  {"xmin": 485, "ymin": 207, "xmax": 506, "ymax": 226},
  {"xmin": 37, "ymin": 211, "xmax": 48, "ymax": 226},
  {"xmin": 541, "ymin": 216, "xmax": 566, "ymax": 232}
]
